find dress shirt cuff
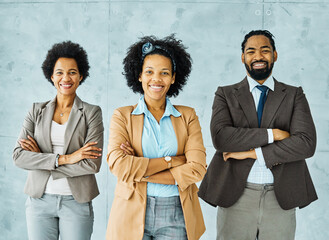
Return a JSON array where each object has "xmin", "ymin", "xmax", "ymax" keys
[
  {"xmin": 267, "ymin": 129, "xmax": 274, "ymax": 144},
  {"xmin": 255, "ymin": 147, "xmax": 266, "ymax": 167}
]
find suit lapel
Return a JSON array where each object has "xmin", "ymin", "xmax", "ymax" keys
[
  {"xmin": 63, "ymin": 96, "xmax": 83, "ymax": 154},
  {"xmin": 41, "ymin": 97, "xmax": 56, "ymax": 153},
  {"xmin": 131, "ymin": 105, "xmax": 145, "ymax": 157},
  {"xmin": 171, "ymin": 114, "xmax": 184, "ymax": 155},
  {"xmin": 234, "ymin": 78, "xmax": 259, "ymax": 128},
  {"xmin": 261, "ymin": 79, "xmax": 286, "ymax": 127}
]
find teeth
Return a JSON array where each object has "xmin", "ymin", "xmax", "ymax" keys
[
  {"xmin": 253, "ymin": 62, "xmax": 266, "ymax": 66},
  {"xmin": 150, "ymin": 85, "xmax": 163, "ymax": 89},
  {"xmin": 61, "ymin": 84, "xmax": 72, "ymax": 87}
]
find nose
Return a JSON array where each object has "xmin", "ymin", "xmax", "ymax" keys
[
  {"xmin": 62, "ymin": 73, "xmax": 70, "ymax": 81},
  {"xmin": 254, "ymin": 50, "xmax": 264, "ymax": 61},
  {"xmin": 151, "ymin": 73, "xmax": 162, "ymax": 81}
]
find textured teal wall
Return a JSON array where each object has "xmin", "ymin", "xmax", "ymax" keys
[{"xmin": 1, "ymin": 0, "xmax": 328, "ymax": 239}]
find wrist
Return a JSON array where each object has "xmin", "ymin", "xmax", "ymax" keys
[
  {"xmin": 164, "ymin": 156, "xmax": 172, "ymax": 168},
  {"xmin": 250, "ymin": 149, "xmax": 257, "ymax": 159},
  {"xmin": 58, "ymin": 155, "xmax": 67, "ymax": 166}
]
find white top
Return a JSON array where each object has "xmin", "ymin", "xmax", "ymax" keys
[{"xmin": 45, "ymin": 121, "xmax": 72, "ymax": 195}]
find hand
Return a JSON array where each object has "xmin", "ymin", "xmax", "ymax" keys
[
  {"xmin": 59, "ymin": 142, "xmax": 102, "ymax": 165},
  {"xmin": 172, "ymin": 155, "xmax": 186, "ymax": 167},
  {"xmin": 223, "ymin": 149, "xmax": 256, "ymax": 161},
  {"xmin": 120, "ymin": 141, "xmax": 135, "ymax": 156},
  {"xmin": 273, "ymin": 129, "xmax": 290, "ymax": 141},
  {"xmin": 19, "ymin": 136, "xmax": 41, "ymax": 153}
]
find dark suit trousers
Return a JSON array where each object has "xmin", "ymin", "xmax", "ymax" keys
[{"xmin": 216, "ymin": 183, "xmax": 296, "ymax": 240}]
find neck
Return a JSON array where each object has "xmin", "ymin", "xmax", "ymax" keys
[
  {"xmin": 56, "ymin": 93, "xmax": 76, "ymax": 109},
  {"xmin": 256, "ymin": 79, "xmax": 266, "ymax": 85},
  {"xmin": 144, "ymin": 96, "xmax": 166, "ymax": 111}
]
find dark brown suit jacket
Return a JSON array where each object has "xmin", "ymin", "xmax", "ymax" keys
[{"xmin": 198, "ymin": 78, "xmax": 317, "ymax": 210}]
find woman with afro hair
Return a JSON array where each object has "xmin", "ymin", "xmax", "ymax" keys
[
  {"xmin": 106, "ymin": 35, "xmax": 207, "ymax": 240},
  {"xmin": 13, "ymin": 41, "xmax": 104, "ymax": 240}
]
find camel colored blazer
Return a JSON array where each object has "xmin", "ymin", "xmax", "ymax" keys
[
  {"xmin": 13, "ymin": 96, "xmax": 104, "ymax": 203},
  {"xmin": 199, "ymin": 78, "xmax": 317, "ymax": 210},
  {"xmin": 106, "ymin": 104, "xmax": 207, "ymax": 240}
]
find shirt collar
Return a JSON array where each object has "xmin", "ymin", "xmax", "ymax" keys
[
  {"xmin": 132, "ymin": 96, "xmax": 181, "ymax": 118},
  {"xmin": 247, "ymin": 75, "xmax": 274, "ymax": 92}
]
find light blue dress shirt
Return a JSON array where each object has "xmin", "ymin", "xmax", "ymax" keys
[
  {"xmin": 246, "ymin": 75, "xmax": 274, "ymax": 184},
  {"xmin": 132, "ymin": 96, "xmax": 181, "ymax": 197}
]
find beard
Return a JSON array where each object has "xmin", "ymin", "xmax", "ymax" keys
[{"xmin": 245, "ymin": 61, "xmax": 274, "ymax": 81}]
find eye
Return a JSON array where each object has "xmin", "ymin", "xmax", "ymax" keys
[
  {"xmin": 262, "ymin": 50, "xmax": 270, "ymax": 53},
  {"xmin": 145, "ymin": 70, "xmax": 153, "ymax": 74},
  {"xmin": 69, "ymin": 71, "xmax": 77, "ymax": 75},
  {"xmin": 55, "ymin": 71, "xmax": 63, "ymax": 75},
  {"xmin": 161, "ymin": 72, "xmax": 170, "ymax": 75}
]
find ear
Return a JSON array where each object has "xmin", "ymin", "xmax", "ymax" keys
[
  {"xmin": 79, "ymin": 75, "xmax": 83, "ymax": 82},
  {"xmin": 51, "ymin": 75, "xmax": 55, "ymax": 83},
  {"xmin": 171, "ymin": 73, "xmax": 176, "ymax": 84},
  {"xmin": 273, "ymin": 50, "xmax": 278, "ymax": 62},
  {"xmin": 241, "ymin": 53, "xmax": 245, "ymax": 64}
]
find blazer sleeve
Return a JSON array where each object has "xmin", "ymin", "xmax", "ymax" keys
[
  {"xmin": 51, "ymin": 106, "xmax": 104, "ymax": 179},
  {"xmin": 107, "ymin": 108, "xmax": 149, "ymax": 183},
  {"xmin": 170, "ymin": 108, "xmax": 207, "ymax": 192},
  {"xmin": 13, "ymin": 103, "xmax": 57, "ymax": 170},
  {"xmin": 262, "ymin": 87, "xmax": 316, "ymax": 168},
  {"xmin": 211, "ymin": 86, "xmax": 269, "ymax": 152}
]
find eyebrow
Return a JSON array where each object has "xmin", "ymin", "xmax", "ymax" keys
[
  {"xmin": 54, "ymin": 68, "xmax": 78, "ymax": 71},
  {"xmin": 144, "ymin": 66, "xmax": 171, "ymax": 71},
  {"xmin": 246, "ymin": 46, "xmax": 271, "ymax": 51}
]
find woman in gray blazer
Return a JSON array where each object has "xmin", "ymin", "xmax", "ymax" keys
[{"xmin": 13, "ymin": 41, "xmax": 104, "ymax": 240}]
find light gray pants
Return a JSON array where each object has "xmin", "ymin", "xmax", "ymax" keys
[
  {"xmin": 217, "ymin": 183, "xmax": 296, "ymax": 240},
  {"xmin": 25, "ymin": 193, "xmax": 94, "ymax": 240},
  {"xmin": 142, "ymin": 196, "xmax": 187, "ymax": 240}
]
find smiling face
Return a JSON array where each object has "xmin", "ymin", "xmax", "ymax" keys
[
  {"xmin": 139, "ymin": 54, "xmax": 175, "ymax": 105},
  {"xmin": 242, "ymin": 35, "xmax": 277, "ymax": 83},
  {"xmin": 51, "ymin": 57, "xmax": 82, "ymax": 97}
]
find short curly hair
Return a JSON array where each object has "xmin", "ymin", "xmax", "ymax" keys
[
  {"xmin": 42, "ymin": 41, "xmax": 90, "ymax": 85},
  {"xmin": 241, "ymin": 30, "xmax": 276, "ymax": 52},
  {"xmin": 123, "ymin": 34, "xmax": 192, "ymax": 97}
]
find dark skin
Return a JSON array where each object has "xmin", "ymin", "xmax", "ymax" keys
[
  {"xmin": 19, "ymin": 58, "xmax": 102, "ymax": 165},
  {"xmin": 119, "ymin": 54, "xmax": 185, "ymax": 185},
  {"xmin": 120, "ymin": 141, "xmax": 185, "ymax": 185},
  {"xmin": 224, "ymin": 35, "xmax": 290, "ymax": 161}
]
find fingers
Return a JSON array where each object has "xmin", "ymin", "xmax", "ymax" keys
[
  {"xmin": 83, "ymin": 142, "xmax": 98, "ymax": 148},
  {"xmin": 120, "ymin": 142, "xmax": 135, "ymax": 155},
  {"xmin": 19, "ymin": 138, "xmax": 38, "ymax": 152},
  {"xmin": 27, "ymin": 135, "xmax": 38, "ymax": 146},
  {"xmin": 19, "ymin": 139, "xmax": 34, "ymax": 151},
  {"xmin": 223, "ymin": 152, "xmax": 230, "ymax": 161},
  {"xmin": 81, "ymin": 151, "xmax": 102, "ymax": 159}
]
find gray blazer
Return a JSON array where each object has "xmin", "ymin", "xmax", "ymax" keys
[
  {"xmin": 13, "ymin": 96, "xmax": 104, "ymax": 203},
  {"xmin": 199, "ymin": 78, "xmax": 317, "ymax": 210}
]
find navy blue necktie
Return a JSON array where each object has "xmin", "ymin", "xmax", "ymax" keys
[{"xmin": 256, "ymin": 85, "xmax": 268, "ymax": 127}]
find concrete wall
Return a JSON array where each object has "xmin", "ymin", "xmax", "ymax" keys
[{"xmin": 1, "ymin": 0, "xmax": 328, "ymax": 239}]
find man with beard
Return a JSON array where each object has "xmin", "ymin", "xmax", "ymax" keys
[{"xmin": 198, "ymin": 30, "xmax": 317, "ymax": 240}]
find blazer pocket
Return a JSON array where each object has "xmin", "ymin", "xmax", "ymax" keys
[{"xmin": 114, "ymin": 183, "xmax": 134, "ymax": 200}]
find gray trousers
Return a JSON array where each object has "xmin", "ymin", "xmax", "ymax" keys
[
  {"xmin": 217, "ymin": 183, "xmax": 296, "ymax": 240},
  {"xmin": 25, "ymin": 193, "xmax": 94, "ymax": 240},
  {"xmin": 142, "ymin": 196, "xmax": 187, "ymax": 240}
]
